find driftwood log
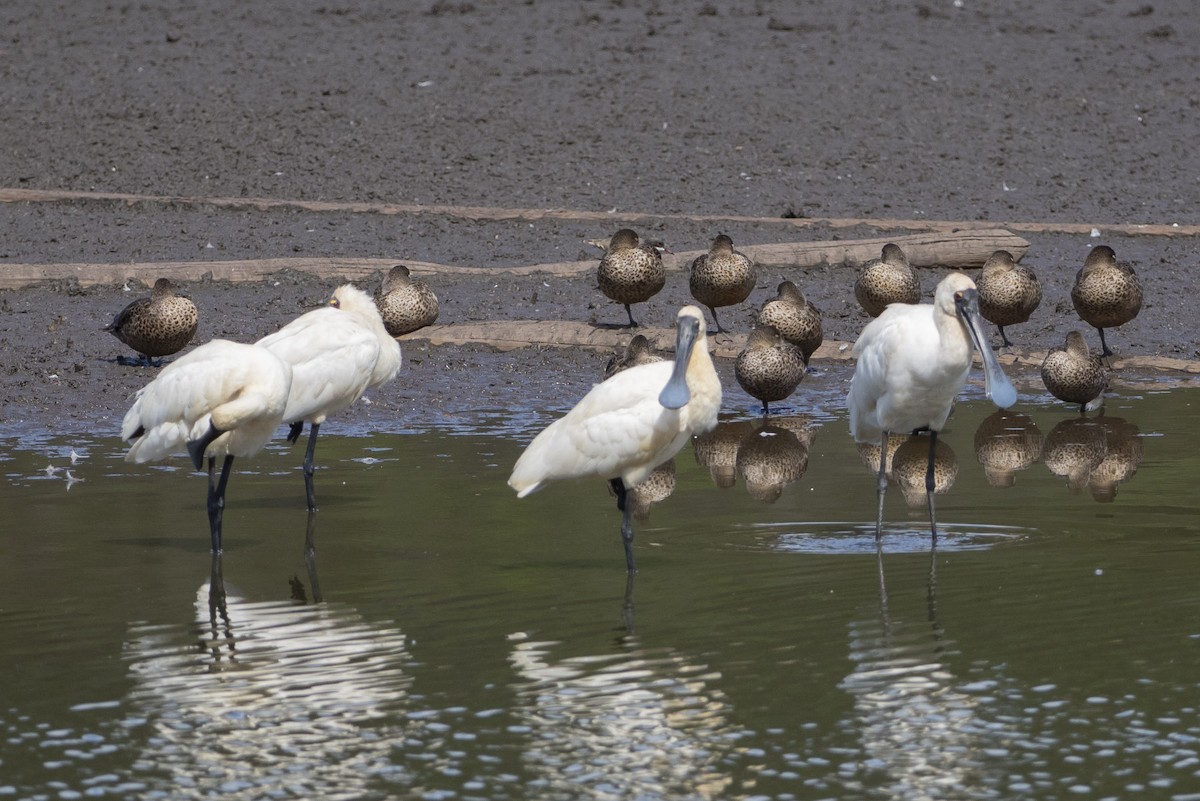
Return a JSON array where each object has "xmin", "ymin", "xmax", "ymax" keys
[
  {"xmin": 3, "ymin": 187, "xmax": 1198, "ymax": 237},
  {"xmin": 0, "ymin": 229, "xmax": 1028, "ymax": 290}
]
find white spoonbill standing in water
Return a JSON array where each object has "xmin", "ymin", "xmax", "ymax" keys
[
  {"xmin": 847, "ymin": 272, "xmax": 1017, "ymax": 542},
  {"xmin": 121, "ymin": 340, "xmax": 293, "ymax": 552},
  {"xmin": 509, "ymin": 306, "xmax": 722, "ymax": 573},
  {"xmin": 257, "ymin": 284, "xmax": 402, "ymax": 511}
]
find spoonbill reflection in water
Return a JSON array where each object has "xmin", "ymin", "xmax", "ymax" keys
[
  {"xmin": 121, "ymin": 339, "xmax": 293, "ymax": 552},
  {"xmin": 509, "ymin": 306, "xmax": 722, "ymax": 573},
  {"xmin": 257, "ymin": 284, "xmax": 402, "ymax": 511},
  {"xmin": 847, "ymin": 272, "xmax": 1017, "ymax": 543}
]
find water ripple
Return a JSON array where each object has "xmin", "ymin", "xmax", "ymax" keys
[{"xmin": 747, "ymin": 521, "xmax": 1030, "ymax": 554}]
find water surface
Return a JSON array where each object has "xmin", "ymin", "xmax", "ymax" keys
[{"xmin": 2, "ymin": 386, "xmax": 1199, "ymax": 799}]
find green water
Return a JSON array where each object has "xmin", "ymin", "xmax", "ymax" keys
[{"xmin": 1, "ymin": 386, "xmax": 1199, "ymax": 800}]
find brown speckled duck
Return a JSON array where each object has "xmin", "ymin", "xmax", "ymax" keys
[
  {"xmin": 376, "ymin": 264, "xmax": 439, "ymax": 336},
  {"xmin": 604, "ymin": 334, "xmax": 664, "ymax": 379},
  {"xmin": 854, "ymin": 243, "xmax": 920, "ymax": 318},
  {"xmin": 689, "ymin": 234, "xmax": 757, "ymax": 333},
  {"xmin": 976, "ymin": 249, "xmax": 1041, "ymax": 347},
  {"xmin": 1071, "ymin": 245, "xmax": 1143, "ymax": 357},
  {"xmin": 756, "ymin": 280, "xmax": 823, "ymax": 362},
  {"xmin": 1041, "ymin": 331, "xmax": 1107, "ymax": 413},
  {"xmin": 104, "ymin": 278, "xmax": 198, "ymax": 366},
  {"xmin": 597, "ymin": 228, "xmax": 667, "ymax": 327},
  {"xmin": 734, "ymin": 325, "xmax": 806, "ymax": 415}
]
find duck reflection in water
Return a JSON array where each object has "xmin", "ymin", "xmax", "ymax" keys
[
  {"xmin": 891, "ymin": 435, "xmax": 958, "ymax": 509},
  {"xmin": 735, "ymin": 420, "xmax": 812, "ymax": 503},
  {"xmin": 693, "ymin": 419, "xmax": 756, "ymax": 488},
  {"xmin": 1043, "ymin": 415, "xmax": 1143, "ymax": 501},
  {"xmin": 1087, "ymin": 416, "xmax": 1143, "ymax": 501},
  {"xmin": 973, "ymin": 410, "xmax": 1044, "ymax": 488},
  {"xmin": 693, "ymin": 416, "xmax": 815, "ymax": 501},
  {"xmin": 608, "ymin": 458, "xmax": 676, "ymax": 522},
  {"xmin": 508, "ymin": 636, "xmax": 738, "ymax": 800}
]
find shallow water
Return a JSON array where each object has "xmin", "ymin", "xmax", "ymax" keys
[{"xmin": 2, "ymin": 385, "xmax": 1199, "ymax": 800}]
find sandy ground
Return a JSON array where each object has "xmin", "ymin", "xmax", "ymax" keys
[{"xmin": 1, "ymin": 0, "xmax": 1197, "ymax": 437}]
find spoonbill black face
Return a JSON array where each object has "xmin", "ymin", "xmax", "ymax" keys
[
  {"xmin": 659, "ymin": 312, "xmax": 700, "ymax": 410},
  {"xmin": 954, "ymin": 287, "xmax": 1018, "ymax": 410}
]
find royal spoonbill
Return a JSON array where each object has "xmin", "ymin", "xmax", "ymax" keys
[
  {"xmin": 854, "ymin": 243, "xmax": 920, "ymax": 318},
  {"xmin": 847, "ymin": 272, "xmax": 1017, "ymax": 541},
  {"xmin": 121, "ymin": 339, "xmax": 293, "ymax": 552},
  {"xmin": 375, "ymin": 264, "xmax": 439, "ymax": 336},
  {"xmin": 257, "ymin": 284, "xmax": 402, "ymax": 511},
  {"xmin": 104, "ymin": 278, "xmax": 198, "ymax": 366},
  {"xmin": 757, "ymin": 279, "xmax": 823, "ymax": 362},
  {"xmin": 509, "ymin": 305, "xmax": 722, "ymax": 572},
  {"xmin": 1041, "ymin": 330, "xmax": 1106, "ymax": 413},
  {"xmin": 975, "ymin": 250, "xmax": 1041, "ymax": 348},
  {"xmin": 1071, "ymin": 245, "xmax": 1143, "ymax": 357},
  {"xmin": 597, "ymin": 228, "xmax": 667, "ymax": 327},
  {"xmin": 689, "ymin": 234, "xmax": 756, "ymax": 333},
  {"xmin": 734, "ymin": 325, "xmax": 806, "ymax": 416}
]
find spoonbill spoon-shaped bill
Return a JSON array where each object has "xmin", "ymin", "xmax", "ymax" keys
[
  {"xmin": 257, "ymin": 284, "xmax": 402, "ymax": 511},
  {"xmin": 121, "ymin": 339, "xmax": 293, "ymax": 553},
  {"xmin": 847, "ymin": 272, "xmax": 1016, "ymax": 542},
  {"xmin": 509, "ymin": 306, "xmax": 722, "ymax": 572}
]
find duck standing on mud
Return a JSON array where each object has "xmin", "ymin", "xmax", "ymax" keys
[
  {"xmin": 597, "ymin": 228, "xmax": 667, "ymax": 327},
  {"xmin": 689, "ymin": 234, "xmax": 757, "ymax": 333},
  {"xmin": 1071, "ymin": 245, "xmax": 1143, "ymax": 358},
  {"xmin": 104, "ymin": 278, "xmax": 199, "ymax": 366},
  {"xmin": 854, "ymin": 243, "xmax": 921, "ymax": 318},
  {"xmin": 757, "ymin": 279, "xmax": 823, "ymax": 362},
  {"xmin": 976, "ymin": 249, "xmax": 1041, "ymax": 348}
]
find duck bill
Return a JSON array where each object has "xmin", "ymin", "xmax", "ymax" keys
[
  {"xmin": 659, "ymin": 316, "xmax": 698, "ymax": 410},
  {"xmin": 957, "ymin": 290, "xmax": 1018, "ymax": 409}
]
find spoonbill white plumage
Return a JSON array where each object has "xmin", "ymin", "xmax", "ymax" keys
[
  {"xmin": 509, "ymin": 305, "xmax": 722, "ymax": 572},
  {"xmin": 847, "ymin": 272, "xmax": 1016, "ymax": 542},
  {"xmin": 257, "ymin": 284, "xmax": 402, "ymax": 511},
  {"xmin": 121, "ymin": 339, "xmax": 293, "ymax": 552}
]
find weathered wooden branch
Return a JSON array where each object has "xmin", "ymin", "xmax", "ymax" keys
[
  {"xmin": 0, "ymin": 229, "xmax": 1029, "ymax": 289},
  {"xmin": 3, "ymin": 186, "xmax": 1198, "ymax": 237}
]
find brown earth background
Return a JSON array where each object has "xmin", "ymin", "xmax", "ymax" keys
[{"xmin": 1, "ymin": 0, "xmax": 1198, "ymax": 437}]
